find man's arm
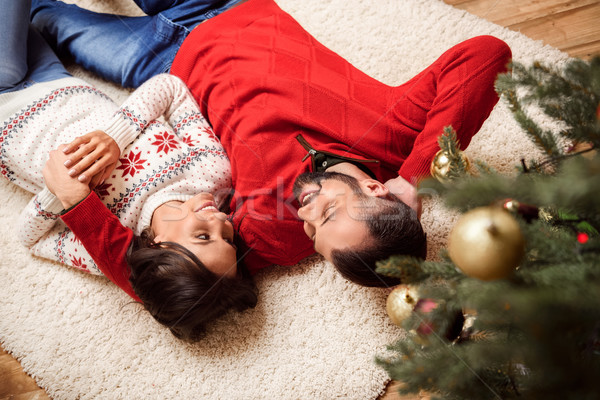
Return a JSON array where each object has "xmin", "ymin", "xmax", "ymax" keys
[
  {"xmin": 397, "ymin": 37, "xmax": 511, "ymax": 184},
  {"xmin": 43, "ymin": 144, "xmax": 140, "ymax": 301},
  {"xmin": 61, "ymin": 192, "xmax": 140, "ymax": 301},
  {"xmin": 43, "ymin": 145, "xmax": 91, "ymax": 209}
]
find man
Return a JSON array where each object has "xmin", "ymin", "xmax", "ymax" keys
[
  {"xmin": 293, "ymin": 169, "xmax": 425, "ymax": 287},
  {"xmin": 32, "ymin": 0, "xmax": 511, "ymax": 288}
]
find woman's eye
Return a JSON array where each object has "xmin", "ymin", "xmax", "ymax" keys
[{"xmin": 197, "ymin": 234, "xmax": 210, "ymax": 240}]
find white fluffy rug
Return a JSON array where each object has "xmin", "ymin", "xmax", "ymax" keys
[{"xmin": 0, "ymin": 0, "xmax": 568, "ymax": 399}]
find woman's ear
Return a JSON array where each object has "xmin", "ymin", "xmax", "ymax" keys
[
  {"xmin": 358, "ymin": 178, "xmax": 390, "ymax": 198},
  {"xmin": 152, "ymin": 234, "xmax": 163, "ymax": 244}
]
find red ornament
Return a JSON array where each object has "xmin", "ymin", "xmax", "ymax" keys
[
  {"xmin": 577, "ymin": 232, "xmax": 589, "ymax": 244},
  {"xmin": 414, "ymin": 299, "xmax": 438, "ymax": 336}
]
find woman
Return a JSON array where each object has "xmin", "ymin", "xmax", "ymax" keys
[{"xmin": 0, "ymin": 0, "xmax": 256, "ymax": 341}]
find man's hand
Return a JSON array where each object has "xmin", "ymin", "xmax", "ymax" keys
[
  {"xmin": 384, "ymin": 175, "xmax": 422, "ymax": 219},
  {"xmin": 62, "ymin": 130, "xmax": 120, "ymax": 188},
  {"xmin": 43, "ymin": 145, "xmax": 91, "ymax": 209}
]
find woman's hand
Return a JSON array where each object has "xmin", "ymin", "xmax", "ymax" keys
[
  {"xmin": 62, "ymin": 130, "xmax": 120, "ymax": 188},
  {"xmin": 43, "ymin": 145, "xmax": 91, "ymax": 209}
]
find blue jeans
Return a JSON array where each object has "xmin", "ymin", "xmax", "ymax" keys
[
  {"xmin": 30, "ymin": 0, "xmax": 244, "ymax": 88},
  {"xmin": 0, "ymin": 0, "xmax": 70, "ymax": 94}
]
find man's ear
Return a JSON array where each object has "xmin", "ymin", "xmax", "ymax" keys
[{"xmin": 358, "ymin": 179, "xmax": 389, "ymax": 197}]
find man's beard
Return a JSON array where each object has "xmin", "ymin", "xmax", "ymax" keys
[{"xmin": 292, "ymin": 171, "xmax": 363, "ymax": 201}]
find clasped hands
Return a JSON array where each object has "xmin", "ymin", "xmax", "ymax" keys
[{"xmin": 43, "ymin": 130, "xmax": 120, "ymax": 209}]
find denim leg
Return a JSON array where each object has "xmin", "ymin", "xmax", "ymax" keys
[
  {"xmin": 133, "ymin": 0, "xmax": 179, "ymax": 15},
  {"xmin": 0, "ymin": 0, "xmax": 32, "ymax": 92},
  {"xmin": 156, "ymin": 0, "xmax": 246, "ymax": 27},
  {"xmin": 30, "ymin": 0, "xmax": 245, "ymax": 88},
  {"xmin": 31, "ymin": 0, "xmax": 187, "ymax": 88},
  {"xmin": 25, "ymin": 26, "xmax": 71, "ymax": 84},
  {"xmin": 134, "ymin": 0, "xmax": 244, "ymax": 24}
]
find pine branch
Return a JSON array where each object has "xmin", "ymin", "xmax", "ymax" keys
[
  {"xmin": 438, "ymin": 126, "xmax": 471, "ymax": 178},
  {"xmin": 495, "ymin": 77, "xmax": 562, "ymax": 160},
  {"xmin": 496, "ymin": 57, "xmax": 600, "ymax": 153},
  {"xmin": 379, "ymin": 57, "xmax": 600, "ymax": 400},
  {"xmin": 473, "ymin": 159, "xmax": 497, "ymax": 176},
  {"xmin": 375, "ymin": 256, "xmax": 462, "ymax": 283}
]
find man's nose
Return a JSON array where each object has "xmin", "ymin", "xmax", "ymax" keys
[
  {"xmin": 297, "ymin": 205, "xmax": 308, "ymax": 221},
  {"xmin": 297, "ymin": 202, "xmax": 317, "ymax": 222}
]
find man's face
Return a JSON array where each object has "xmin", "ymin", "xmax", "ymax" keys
[{"xmin": 293, "ymin": 172, "xmax": 375, "ymax": 261}]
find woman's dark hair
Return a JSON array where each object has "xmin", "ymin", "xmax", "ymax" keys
[
  {"xmin": 330, "ymin": 194, "xmax": 427, "ymax": 288},
  {"xmin": 127, "ymin": 227, "xmax": 258, "ymax": 342}
]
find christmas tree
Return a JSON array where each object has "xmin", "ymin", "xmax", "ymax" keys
[{"xmin": 376, "ymin": 57, "xmax": 600, "ymax": 399}]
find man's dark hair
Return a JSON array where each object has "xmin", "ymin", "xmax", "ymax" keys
[
  {"xmin": 127, "ymin": 227, "xmax": 258, "ymax": 342},
  {"xmin": 329, "ymin": 183, "xmax": 427, "ymax": 287}
]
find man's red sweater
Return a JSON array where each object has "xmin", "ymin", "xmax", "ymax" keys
[
  {"xmin": 63, "ymin": 0, "xmax": 511, "ymax": 298},
  {"xmin": 170, "ymin": 0, "xmax": 511, "ymax": 272}
]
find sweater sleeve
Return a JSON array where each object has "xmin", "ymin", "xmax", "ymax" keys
[
  {"xmin": 102, "ymin": 73, "xmax": 206, "ymax": 152},
  {"xmin": 60, "ymin": 191, "xmax": 141, "ymax": 302},
  {"xmin": 397, "ymin": 36, "xmax": 511, "ymax": 183},
  {"xmin": 18, "ymin": 187, "xmax": 65, "ymax": 248}
]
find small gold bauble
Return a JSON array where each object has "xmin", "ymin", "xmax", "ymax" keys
[
  {"xmin": 448, "ymin": 206, "xmax": 525, "ymax": 281},
  {"xmin": 386, "ymin": 285, "xmax": 419, "ymax": 326},
  {"xmin": 430, "ymin": 149, "xmax": 470, "ymax": 183}
]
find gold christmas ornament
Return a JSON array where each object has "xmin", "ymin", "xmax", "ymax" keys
[
  {"xmin": 448, "ymin": 206, "xmax": 525, "ymax": 281},
  {"xmin": 386, "ymin": 285, "xmax": 419, "ymax": 326},
  {"xmin": 430, "ymin": 149, "xmax": 470, "ymax": 183}
]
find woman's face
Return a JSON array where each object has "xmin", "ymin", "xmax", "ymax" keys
[{"xmin": 151, "ymin": 192, "xmax": 238, "ymax": 277}]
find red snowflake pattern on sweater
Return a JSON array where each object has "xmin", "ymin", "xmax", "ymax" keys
[
  {"xmin": 117, "ymin": 151, "xmax": 147, "ymax": 178},
  {"xmin": 151, "ymin": 131, "xmax": 180, "ymax": 154},
  {"xmin": 70, "ymin": 255, "xmax": 89, "ymax": 272},
  {"xmin": 95, "ymin": 182, "xmax": 113, "ymax": 198},
  {"xmin": 182, "ymin": 135, "xmax": 197, "ymax": 147},
  {"xmin": 202, "ymin": 126, "xmax": 218, "ymax": 142}
]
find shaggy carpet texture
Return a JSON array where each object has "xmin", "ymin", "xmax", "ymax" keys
[{"xmin": 0, "ymin": 0, "xmax": 568, "ymax": 399}]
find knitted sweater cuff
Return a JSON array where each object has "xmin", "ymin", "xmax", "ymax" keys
[
  {"xmin": 398, "ymin": 153, "xmax": 433, "ymax": 185},
  {"xmin": 36, "ymin": 187, "xmax": 65, "ymax": 215},
  {"xmin": 104, "ymin": 114, "xmax": 139, "ymax": 153}
]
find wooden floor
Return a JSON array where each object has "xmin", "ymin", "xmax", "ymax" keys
[
  {"xmin": 2, "ymin": 1, "xmax": 599, "ymax": 399},
  {"xmin": 446, "ymin": 0, "xmax": 600, "ymax": 60}
]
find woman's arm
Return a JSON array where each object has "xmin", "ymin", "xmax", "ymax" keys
[
  {"xmin": 18, "ymin": 144, "xmax": 91, "ymax": 248},
  {"xmin": 62, "ymin": 74, "xmax": 207, "ymax": 183},
  {"xmin": 18, "ymin": 188, "xmax": 64, "ymax": 248}
]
